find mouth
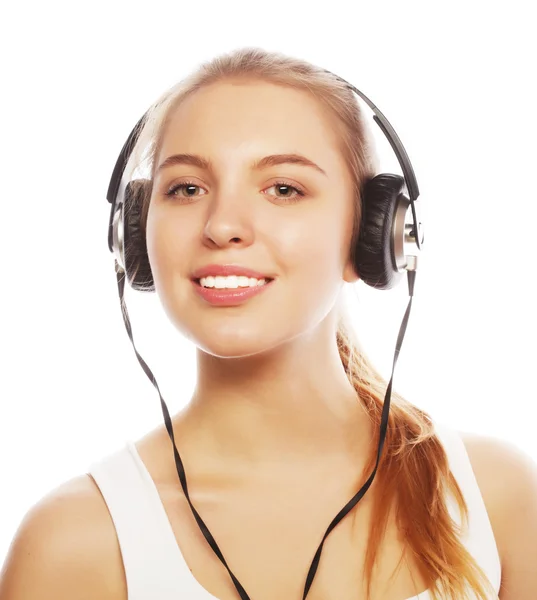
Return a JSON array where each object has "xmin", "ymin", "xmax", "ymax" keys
[{"xmin": 192, "ymin": 277, "xmax": 275, "ymax": 306}]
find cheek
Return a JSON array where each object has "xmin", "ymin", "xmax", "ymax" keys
[
  {"xmin": 271, "ymin": 215, "xmax": 349, "ymax": 326},
  {"xmin": 275, "ymin": 212, "xmax": 349, "ymax": 285},
  {"xmin": 145, "ymin": 210, "xmax": 199, "ymax": 337},
  {"xmin": 146, "ymin": 207, "xmax": 193, "ymax": 286}
]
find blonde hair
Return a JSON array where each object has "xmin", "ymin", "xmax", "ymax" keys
[{"xmin": 124, "ymin": 47, "xmax": 495, "ymax": 600}]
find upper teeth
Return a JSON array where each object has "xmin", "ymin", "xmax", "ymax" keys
[{"xmin": 199, "ymin": 275, "xmax": 267, "ymax": 288}]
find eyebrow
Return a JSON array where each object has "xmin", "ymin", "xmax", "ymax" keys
[{"xmin": 156, "ymin": 153, "xmax": 327, "ymax": 177}]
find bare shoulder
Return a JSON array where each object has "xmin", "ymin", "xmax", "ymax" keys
[
  {"xmin": 459, "ymin": 430, "xmax": 537, "ymax": 599},
  {"xmin": 0, "ymin": 473, "xmax": 126, "ymax": 600},
  {"xmin": 458, "ymin": 429, "xmax": 537, "ymax": 519}
]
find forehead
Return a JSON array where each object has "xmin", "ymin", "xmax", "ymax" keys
[{"xmin": 157, "ymin": 80, "xmax": 346, "ymax": 176}]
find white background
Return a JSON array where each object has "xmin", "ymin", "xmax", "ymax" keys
[{"xmin": 1, "ymin": 0, "xmax": 536, "ymax": 563}]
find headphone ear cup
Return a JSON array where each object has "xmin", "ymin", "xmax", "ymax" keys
[
  {"xmin": 123, "ymin": 179, "xmax": 155, "ymax": 292},
  {"xmin": 353, "ymin": 173, "xmax": 406, "ymax": 290}
]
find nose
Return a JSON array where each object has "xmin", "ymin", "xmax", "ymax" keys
[{"xmin": 202, "ymin": 193, "xmax": 255, "ymax": 250}]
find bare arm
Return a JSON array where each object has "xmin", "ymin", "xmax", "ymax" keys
[
  {"xmin": 0, "ymin": 474, "xmax": 125, "ymax": 600},
  {"xmin": 462, "ymin": 432, "xmax": 537, "ymax": 600},
  {"xmin": 495, "ymin": 439, "xmax": 537, "ymax": 599}
]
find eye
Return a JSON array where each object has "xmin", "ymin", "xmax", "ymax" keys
[
  {"xmin": 263, "ymin": 181, "xmax": 306, "ymax": 203},
  {"xmin": 164, "ymin": 181, "xmax": 207, "ymax": 200}
]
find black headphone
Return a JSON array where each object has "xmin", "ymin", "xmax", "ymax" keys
[{"xmin": 105, "ymin": 68, "xmax": 425, "ymax": 600}]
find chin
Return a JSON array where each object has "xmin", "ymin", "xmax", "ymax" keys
[
  {"xmin": 194, "ymin": 334, "xmax": 281, "ymax": 360},
  {"xmin": 173, "ymin": 320, "xmax": 289, "ymax": 360}
]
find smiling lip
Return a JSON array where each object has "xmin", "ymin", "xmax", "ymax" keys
[{"xmin": 192, "ymin": 278, "xmax": 274, "ymax": 306}]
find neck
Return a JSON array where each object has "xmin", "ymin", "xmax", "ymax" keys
[{"xmin": 178, "ymin": 325, "xmax": 373, "ymax": 478}]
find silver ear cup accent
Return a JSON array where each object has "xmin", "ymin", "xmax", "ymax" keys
[
  {"xmin": 112, "ymin": 199, "xmax": 125, "ymax": 273},
  {"xmin": 393, "ymin": 194, "xmax": 423, "ymax": 272},
  {"xmin": 111, "ymin": 177, "xmax": 130, "ymax": 273}
]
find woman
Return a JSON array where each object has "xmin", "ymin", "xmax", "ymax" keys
[{"xmin": 1, "ymin": 47, "xmax": 536, "ymax": 600}]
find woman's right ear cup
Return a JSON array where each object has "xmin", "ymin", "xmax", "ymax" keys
[{"xmin": 123, "ymin": 179, "xmax": 155, "ymax": 292}]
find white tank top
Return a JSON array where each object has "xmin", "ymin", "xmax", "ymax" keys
[{"xmin": 88, "ymin": 420, "xmax": 502, "ymax": 599}]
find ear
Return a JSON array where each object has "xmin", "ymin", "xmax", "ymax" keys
[{"xmin": 343, "ymin": 258, "xmax": 360, "ymax": 284}]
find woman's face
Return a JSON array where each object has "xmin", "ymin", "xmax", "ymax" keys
[{"xmin": 146, "ymin": 79, "xmax": 359, "ymax": 358}]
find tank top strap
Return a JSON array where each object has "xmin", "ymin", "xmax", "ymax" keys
[
  {"xmin": 432, "ymin": 420, "xmax": 502, "ymax": 594},
  {"xmin": 88, "ymin": 441, "xmax": 190, "ymax": 599}
]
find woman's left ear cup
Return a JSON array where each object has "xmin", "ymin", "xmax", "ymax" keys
[{"xmin": 353, "ymin": 173, "xmax": 406, "ymax": 290}]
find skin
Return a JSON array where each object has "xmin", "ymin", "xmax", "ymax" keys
[{"xmin": 146, "ymin": 78, "xmax": 375, "ymax": 479}]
